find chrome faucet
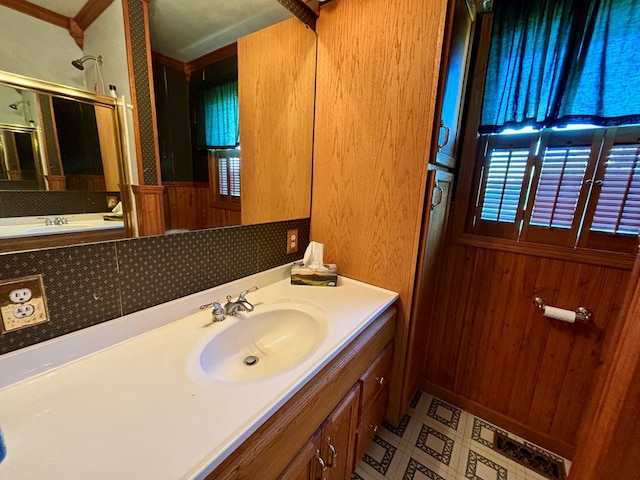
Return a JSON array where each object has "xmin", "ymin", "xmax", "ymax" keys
[
  {"xmin": 53, "ymin": 216, "xmax": 68, "ymax": 225},
  {"xmin": 224, "ymin": 286, "xmax": 258, "ymax": 316},
  {"xmin": 37, "ymin": 217, "xmax": 53, "ymax": 226},
  {"xmin": 200, "ymin": 286, "xmax": 258, "ymax": 322}
]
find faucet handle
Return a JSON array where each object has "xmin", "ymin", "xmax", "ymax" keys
[
  {"xmin": 238, "ymin": 286, "xmax": 258, "ymax": 301},
  {"xmin": 211, "ymin": 302, "xmax": 225, "ymax": 322}
]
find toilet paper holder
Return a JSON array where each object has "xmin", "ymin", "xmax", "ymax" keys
[{"xmin": 533, "ymin": 297, "xmax": 592, "ymax": 322}]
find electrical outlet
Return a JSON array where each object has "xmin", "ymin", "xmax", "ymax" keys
[
  {"xmin": 0, "ymin": 275, "xmax": 49, "ymax": 333},
  {"xmin": 287, "ymin": 229, "xmax": 298, "ymax": 254},
  {"xmin": 106, "ymin": 195, "xmax": 118, "ymax": 209},
  {"xmin": 13, "ymin": 304, "xmax": 35, "ymax": 318},
  {"xmin": 9, "ymin": 288, "xmax": 32, "ymax": 303}
]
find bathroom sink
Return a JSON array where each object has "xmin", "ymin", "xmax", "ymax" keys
[{"xmin": 195, "ymin": 305, "xmax": 328, "ymax": 383}]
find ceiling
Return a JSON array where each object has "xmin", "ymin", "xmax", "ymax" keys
[
  {"xmin": 149, "ymin": 0, "xmax": 293, "ymax": 62},
  {"xmin": 28, "ymin": 0, "xmax": 86, "ymax": 17},
  {"xmin": 29, "ymin": 0, "xmax": 293, "ymax": 63}
]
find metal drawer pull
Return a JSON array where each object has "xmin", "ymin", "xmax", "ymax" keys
[
  {"xmin": 375, "ymin": 376, "xmax": 385, "ymax": 386},
  {"xmin": 315, "ymin": 449, "xmax": 327, "ymax": 470},
  {"xmin": 370, "ymin": 423, "xmax": 379, "ymax": 433},
  {"xmin": 431, "ymin": 183, "xmax": 443, "ymax": 211},
  {"xmin": 437, "ymin": 120, "xmax": 450, "ymax": 151},
  {"xmin": 326, "ymin": 437, "xmax": 338, "ymax": 469}
]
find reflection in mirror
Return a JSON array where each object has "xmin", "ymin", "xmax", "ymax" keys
[
  {"xmin": 0, "ymin": 126, "xmax": 41, "ymax": 190},
  {"xmin": 150, "ymin": 1, "xmax": 316, "ymax": 232},
  {"xmin": 0, "ymin": 71, "xmax": 130, "ymax": 253}
]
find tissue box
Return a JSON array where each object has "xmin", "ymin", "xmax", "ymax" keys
[{"xmin": 291, "ymin": 261, "xmax": 338, "ymax": 287}]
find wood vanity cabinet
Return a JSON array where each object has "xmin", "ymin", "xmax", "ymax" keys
[
  {"xmin": 355, "ymin": 342, "xmax": 393, "ymax": 462},
  {"xmin": 278, "ymin": 430, "xmax": 322, "ymax": 480},
  {"xmin": 283, "ymin": 385, "xmax": 361, "ymax": 480},
  {"xmin": 208, "ymin": 305, "xmax": 397, "ymax": 480}
]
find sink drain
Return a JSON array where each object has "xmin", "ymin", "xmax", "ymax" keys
[{"xmin": 243, "ymin": 355, "xmax": 259, "ymax": 366}]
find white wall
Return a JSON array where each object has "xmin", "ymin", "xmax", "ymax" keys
[
  {"xmin": 0, "ymin": 1, "xmax": 140, "ymax": 218},
  {"xmin": 0, "ymin": 85, "xmax": 27, "ymax": 126},
  {"xmin": 83, "ymin": 0, "xmax": 139, "ymax": 186},
  {"xmin": 0, "ymin": 6, "xmax": 84, "ymax": 88},
  {"xmin": 82, "ymin": 0, "xmax": 131, "ymax": 99}
]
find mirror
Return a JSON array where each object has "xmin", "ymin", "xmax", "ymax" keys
[
  {"xmin": 0, "ymin": 70, "xmax": 130, "ymax": 253},
  {"xmin": 0, "ymin": 0, "xmax": 316, "ymax": 253},
  {"xmin": 149, "ymin": 0, "xmax": 316, "ymax": 230}
]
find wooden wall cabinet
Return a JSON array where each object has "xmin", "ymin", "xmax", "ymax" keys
[
  {"xmin": 433, "ymin": 0, "xmax": 475, "ymax": 168},
  {"xmin": 311, "ymin": 0, "xmax": 450, "ymax": 426},
  {"xmin": 208, "ymin": 306, "xmax": 397, "ymax": 480}
]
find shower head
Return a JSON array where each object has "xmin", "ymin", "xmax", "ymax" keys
[
  {"xmin": 9, "ymin": 101, "xmax": 24, "ymax": 110},
  {"xmin": 71, "ymin": 55, "xmax": 103, "ymax": 71}
]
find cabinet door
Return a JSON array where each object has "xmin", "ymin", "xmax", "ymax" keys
[
  {"xmin": 435, "ymin": 0, "xmax": 474, "ymax": 168},
  {"xmin": 401, "ymin": 167, "xmax": 455, "ymax": 413},
  {"xmin": 321, "ymin": 384, "xmax": 360, "ymax": 480},
  {"xmin": 279, "ymin": 430, "xmax": 322, "ymax": 480}
]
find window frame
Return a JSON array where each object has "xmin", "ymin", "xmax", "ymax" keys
[
  {"xmin": 467, "ymin": 125, "xmax": 640, "ymax": 255},
  {"xmin": 450, "ymin": 13, "xmax": 636, "ymax": 269},
  {"xmin": 208, "ymin": 148, "xmax": 241, "ymax": 210}
]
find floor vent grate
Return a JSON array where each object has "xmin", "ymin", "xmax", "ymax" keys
[{"xmin": 493, "ymin": 433, "xmax": 566, "ymax": 480}]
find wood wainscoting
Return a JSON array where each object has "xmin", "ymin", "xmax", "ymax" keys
[
  {"xmin": 163, "ymin": 182, "xmax": 240, "ymax": 231},
  {"xmin": 421, "ymin": 241, "xmax": 632, "ymax": 458}
]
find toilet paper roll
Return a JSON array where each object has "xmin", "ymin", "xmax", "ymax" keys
[{"xmin": 543, "ymin": 306, "xmax": 576, "ymax": 323}]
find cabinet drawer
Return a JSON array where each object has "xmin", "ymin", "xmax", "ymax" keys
[
  {"xmin": 359, "ymin": 342, "xmax": 393, "ymax": 410},
  {"xmin": 356, "ymin": 386, "xmax": 389, "ymax": 463}
]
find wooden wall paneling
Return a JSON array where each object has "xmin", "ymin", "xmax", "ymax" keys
[
  {"xmin": 475, "ymin": 252, "xmax": 525, "ymax": 408},
  {"xmin": 550, "ymin": 267, "xmax": 626, "ymax": 441},
  {"xmin": 485, "ymin": 253, "xmax": 540, "ymax": 415},
  {"xmin": 504, "ymin": 257, "xmax": 563, "ymax": 423},
  {"xmin": 543, "ymin": 263, "xmax": 602, "ymax": 437},
  {"xmin": 568, "ymin": 257, "xmax": 640, "ymax": 480},
  {"xmin": 312, "ymin": 0, "xmax": 449, "ymax": 422},
  {"xmin": 422, "ymin": 243, "xmax": 453, "ymax": 384},
  {"xmin": 132, "ymin": 184, "xmax": 165, "ymax": 235},
  {"xmin": 453, "ymin": 248, "xmax": 497, "ymax": 396},
  {"xmin": 572, "ymin": 264, "xmax": 637, "ymax": 448},
  {"xmin": 471, "ymin": 251, "xmax": 518, "ymax": 406},
  {"xmin": 238, "ymin": 17, "xmax": 315, "ymax": 226},
  {"xmin": 432, "ymin": 244, "xmax": 474, "ymax": 388},
  {"xmin": 64, "ymin": 174, "xmax": 106, "ymax": 191},
  {"xmin": 527, "ymin": 261, "xmax": 582, "ymax": 434},
  {"xmin": 423, "ymin": 243, "xmax": 631, "ymax": 457},
  {"xmin": 163, "ymin": 182, "xmax": 240, "ymax": 231},
  {"xmin": 45, "ymin": 175, "xmax": 66, "ymax": 190}
]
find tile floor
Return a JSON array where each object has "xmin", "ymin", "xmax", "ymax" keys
[{"xmin": 353, "ymin": 391, "xmax": 572, "ymax": 480}]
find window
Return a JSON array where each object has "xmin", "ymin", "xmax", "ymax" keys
[
  {"xmin": 465, "ymin": 0, "xmax": 640, "ymax": 255},
  {"xmin": 209, "ymin": 148, "xmax": 240, "ymax": 205},
  {"xmin": 469, "ymin": 126, "xmax": 640, "ymax": 253},
  {"xmin": 202, "ymin": 81, "xmax": 239, "ymax": 149}
]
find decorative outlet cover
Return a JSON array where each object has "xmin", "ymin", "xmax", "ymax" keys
[{"xmin": 0, "ymin": 275, "xmax": 49, "ymax": 333}]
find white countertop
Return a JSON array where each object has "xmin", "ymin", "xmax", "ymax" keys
[
  {"xmin": 0, "ymin": 265, "xmax": 398, "ymax": 479},
  {"xmin": 0, "ymin": 213, "xmax": 123, "ymax": 239}
]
